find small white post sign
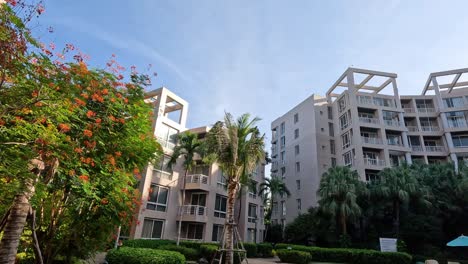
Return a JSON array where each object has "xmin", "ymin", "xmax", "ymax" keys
[{"xmin": 379, "ymin": 238, "xmax": 397, "ymax": 252}]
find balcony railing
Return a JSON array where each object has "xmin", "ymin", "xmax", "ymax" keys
[
  {"xmin": 448, "ymin": 119, "xmax": 468, "ymax": 128},
  {"xmin": 157, "ymin": 137, "xmax": 176, "ymax": 150},
  {"xmin": 417, "ymin": 107, "xmax": 436, "ymax": 113},
  {"xmin": 186, "ymin": 174, "xmax": 209, "ymax": 184},
  {"xmin": 359, "ymin": 117, "xmax": 380, "ymax": 124},
  {"xmin": 403, "ymin": 107, "xmax": 415, "ymax": 113},
  {"xmin": 361, "ymin": 136, "xmax": 382, "ymax": 144},
  {"xmin": 421, "ymin": 126, "xmax": 440, "ymax": 132},
  {"xmin": 178, "ymin": 205, "xmax": 207, "ymax": 216},
  {"xmin": 425, "ymin": 145, "xmax": 445, "ymax": 152},
  {"xmin": 153, "ymin": 169, "xmax": 173, "ymax": 180},
  {"xmin": 384, "ymin": 120, "xmax": 402, "ymax": 127},
  {"xmin": 358, "ymin": 97, "xmax": 373, "ymax": 105},
  {"xmin": 387, "ymin": 138, "xmax": 403, "ymax": 146},
  {"xmin": 364, "ymin": 158, "xmax": 386, "ymax": 166},
  {"xmin": 411, "ymin": 146, "xmax": 424, "ymax": 152},
  {"xmin": 406, "ymin": 126, "xmax": 419, "ymax": 132}
]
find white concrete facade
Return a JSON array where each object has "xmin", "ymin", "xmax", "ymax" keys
[
  {"xmin": 130, "ymin": 87, "xmax": 266, "ymax": 243},
  {"xmin": 271, "ymin": 67, "xmax": 468, "ymax": 225}
]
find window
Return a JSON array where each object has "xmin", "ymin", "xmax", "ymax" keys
[
  {"xmin": 294, "ymin": 129, "xmax": 299, "ymax": 139},
  {"xmin": 214, "ymin": 195, "xmax": 227, "ymax": 218},
  {"xmin": 296, "ymin": 180, "xmax": 301, "ymax": 190},
  {"xmin": 217, "ymin": 171, "xmax": 227, "ymax": 188},
  {"xmin": 280, "ymin": 136, "xmax": 286, "ymax": 149},
  {"xmin": 297, "ymin": 199, "xmax": 302, "ymax": 211},
  {"xmin": 444, "ymin": 97, "xmax": 464, "ymax": 108},
  {"xmin": 295, "ymin": 162, "xmax": 301, "ymax": 173},
  {"xmin": 247, "ymin": 228, "xmax": 255, "ymax": 242},
  {"xmin": 382, "ymin": 111, "xmax": 400, "ymax": 126},
  {"xmin": 281, "ymin": 201, "xmax": 286, "ymax": 216},
  {"xmin": 191, "ymin": 193, "xmax": 207, "ymax": 206},
  {"xmin": 280, "ymin": 122, "xmax": 285, "ymax": 135},
  {"xmin": 153, "ymin": 155, "xmax": 173, "ymax": 180},
  {"xmin": 452, "ymin": 134, "xmax": 468, "ymax": 147},
  {"xmin": 320, "ymin": 111, "xmax": 323, "ymax": 115},
  {"xmin": 365, "ymin": 172, "xmax": 379, "ymax": 182},
  {"xmin": 280, "ymin": 167, "xmax": 286, "ymax": 177},
  {"xmin": 249, "ymin": 180, "xmax": 257, "ymax": 199},
  {"xmin": 340, "ymin": 112, "xmax": 350, "ymax": 130},
  {"xmin": 155, "ymin": 123, "xmax": 178, "ymax": 150},
  {"xmin": 331, "ymin": 157, "xmax": 337, "ymax": 167},
  {"xmin": 280, "ymin": 151, "xmax": 285, "ymax": 164},
  {"xmin": 294, "ymin": 113, "xmax": 299, "ymax": 123},
  {"xmin": 373, "ymin": 97, "xmax": 394, "ymax": 107},
  {"xmin": 182, "ymin": 223, "xmax": 204, "ymax": 240},
  {"xmin": 321, "ymin": 128, "xmax": 324, "ymax": 132},
  {"xmin": 147, "ymin": 184, "xmax": 169, "ymax": 212},
  {"xmin": 248, "ymin": 203, "xmax": 257, "ymax": 223},
  {"xmin": 328, "ymin": 123, "xmax": 334, "ymax": 136},
  {"xmin": 327, "ymin": 106, "xmax": 333, "ymax": 119},
  {"xmin": 212, "ymin": 224, "xmax": 223, "ymax": 242},
  {"xmin": 295, "ymin": 145, "xmax": 300, "ymax": 155},
  {"xmin": 338, "ymin": 96, "xmax": 346, "ymax": 112},
  {"xmin": 330, "ymin": 140, "xmax": 335, "ymax": 155},
  {"xmin": 446, "ymin": 111, "xmax": 467, "ymax": 128},
  {"xmin": 343, "ymin": 150, "xmax": 353, "ymax": 166},
  {"xmin": 272, "ymin": 202, "xmax": 278, "ymax": 215},
  {"xmin": 341, "ymin": 130, "xmax": 352, "ymax": 149},
  {"xmin": 142, "ymin": 218, "xmax": 164, "ymax": 239}
]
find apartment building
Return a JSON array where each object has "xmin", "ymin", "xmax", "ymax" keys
[
  {"xmin": 271, "ymin": 67, "xmax": 468, "ymax": 225},
  {"xmin": 129, "ymin": 87, "xmax": 266, "ymax": 243}
]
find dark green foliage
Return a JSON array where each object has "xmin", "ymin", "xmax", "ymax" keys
[
  {"xmin": 242, "ymin": 242, "xmax": 257, "ymax": 257},
  {"xmin": 276, "ymin": 249, "xmax": 311, "ymax": 264},
  {"xmin": 199, "ymin": 244, "xmax": 218, "ymax": 261},
  {"xmin": 158, "ymin": 245, "xmax": 199, "ymax": 261},
  {"xmin": 122, "ymin": 239, "xmax": 175, "ymax": 249},
  {"xmin": 265, "ymin": 224, "xmax": 283, "ymax": 243},
  {"xmin": 106, "ymin": 247, "xmax": 185, "ymax": 264},
  {"xmin": 256, "ymin": 243, "xmax": 273, "ymax": 257}
]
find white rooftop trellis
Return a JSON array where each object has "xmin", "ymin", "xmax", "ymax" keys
[{"xmin": 422, "ymin": 68, "xmax": 468, "ymax": 95}]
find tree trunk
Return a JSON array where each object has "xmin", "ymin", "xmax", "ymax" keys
[
  {"xmin": 225, "ymin": 181, "xmax": 238, "ymax": 264},
  {"xmin": 0, "ymin": 180, "xmax": 35, "ymax": 264},
  {"xmin": 394, "ymin": 200, "xmax": 400, "ymax": 237},
  {"xmin": 176, "ymin": 169, "xmax": 188, "ymax": 246},
  {"xmin": 340, "ymin": 211, "xmax": 347, "ymax": 235}
]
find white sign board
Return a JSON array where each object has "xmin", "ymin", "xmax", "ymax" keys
[{"xmin": 379, "ymin": 238, "xmax": 397, "ymax": 252}]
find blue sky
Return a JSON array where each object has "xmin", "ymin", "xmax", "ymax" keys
[{"xmin": 37, "ymin": 0, "xmax": 468, "ymax": 143}]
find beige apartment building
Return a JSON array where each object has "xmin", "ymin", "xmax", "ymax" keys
[
  {"xmin": 271, "ymin": 67, "xmax": 468, "ymax": 225},
  {"xmin": 129, "ymin": 87, "xmax": 266, "ymax": 243}
]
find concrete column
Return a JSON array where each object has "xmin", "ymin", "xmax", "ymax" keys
[{"xmin": 392, "ymin": 78, "xmax": 412, "ymax": 164}]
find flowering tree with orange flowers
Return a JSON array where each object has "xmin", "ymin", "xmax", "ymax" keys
[{"xmin": 0, "ymin": 2, "xmax": 161, "ymax": 263}]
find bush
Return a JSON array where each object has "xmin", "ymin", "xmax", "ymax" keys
[
  {"xmin": 122, "ymin": 239, "xmax": 175, "ymax": 249},
  {"xmin": 276, "ymin": 249, "xmax": 311, "ymax": 264},
  {"xmin": 242, "ymin": 242, "xmax": 257, "ymax": 258},
  {"xmin": 200, "ymin": 244, "xmax": 218, "ymax": 261},
  {"xmin": 106, "ymin": 247, "xmax": 185, "ymax": 264},
  {"xmin": 159, "ymin": 245, "xmax": 200, "ymax": 261},
  {"xmin": 257, "ymin": 243, "xmax": 274, "ymax": 257}
]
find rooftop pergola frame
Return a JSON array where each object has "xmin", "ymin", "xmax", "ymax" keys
[
  {"xmin": 422, "ymin": 68, "xmax": 468, "ymax": 95},
  {"xmin": 326, "ymin": 67, "xmax": 398, "ymax": 101}
]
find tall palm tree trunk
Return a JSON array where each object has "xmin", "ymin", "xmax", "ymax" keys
[
  {"xmin": 225, "ymin": 181, "xmax": 238, "ymax": 264},
  {"xmin": 393, "ymin": 200, "xmax": 400, "ymax": 237},
  {"xmin": 176, "ymin": 170, "xmax": 188, "ymax": 246},
  {"xmin": 340, "ymin": 208, "xmax": 347, "ymax": 235},
  {"xmin": 0, "ymin": 180, "xmax": 35, "ymax": 264}
]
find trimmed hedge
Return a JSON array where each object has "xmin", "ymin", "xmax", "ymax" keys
[
  {"xmin": 243, "ymin": 243, "xmax": 257, "ymax": 258},
  {"xmin": 257, "ymin": 243, "xmax": 274, "ymax": 257},
  {"xmin": 106, "ymin": 247, "xmax": 185, "ymax": 264},
  {"xmin": 276, "ymin": 249, "xmax": 311, "ymax": 264},
  {"xmin": 274, "ymin": 244, "xmax": 411, "ymax": 264},
  {"xmin": 158, "ymin": 245, "xmax": 199, "ymax": 261},
  {"xmin": 122, "ymin": 239, "xmax": 175, "ymax": 249},
  {"xmin": 200, "ymin": 244, "xmax": 218, "ymax": 261}
]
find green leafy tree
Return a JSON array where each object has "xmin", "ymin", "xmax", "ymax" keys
[
  {"xmin": 258, "ymin": 176, "xmax": 290, "ymax": 239},
  {"xmin": 205, "ymin": 113, "xmax": 265, "ymax": 264},
  {"xmin": 317, "ymin": 166, "xmax": 365, "ymax": 236},
  {"xmin": 167, "ymin": 131, "xmax": 204, "ymax": 246},
  {"xmin": 0, "ymin": 3, "xmax": 161, "ymax": 262}
]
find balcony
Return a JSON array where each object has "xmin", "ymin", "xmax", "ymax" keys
[
  {"xmin": 177, "ymin": 205, "xmax": 208, "ymax": 222},
  {"xmin": 421, "ymin": 126, "xmax": 440, "ymax": 132},
  {"xmin": 406, "ymin": 126, "xmax": 419, "ymax": 132},
  {"xmin": 364, "ymin": 158, "xmax": 386, "ymax": 167},
  {"xmin": 185, "ymin": 174, "xmax": 210, "ymax": 191},
  {"xmin": 411, "ymin": 146, "xmax": 424, "ymax": 152},
  {"xmin": 271, "ymin": 162, "xmax": 278, "ymax": 172},
  {"xmin": 387, "ymin": 138, "xmax": 403, "ymax": 146},
  {"xmin": 448, "ymin": 119, "xmax": 468, "ymax": 128},
  {"xmin": 361, "ymin": 136, "xmax": 383, "ymax": 145},
  {"xmin": 417, "ymin": 107, "xmax": 436, "ymax": 113},
  {"xmin": 384, "ymin": 120, "xmax": 403, "ymax": 127},
  {"xmin": 157, "ymin": 137, "xmax": 176, "ymax": 151},
  {"xmin": 359, "ymin": 117, "xmax": 380, "ymax": 125},
  {"xmin": 403, "ymin": 108, "xmax": 415, "ymax": 113},
  {"xmin": 425, "ymin": 146, "xmax": 446, "ymax": 152},
  {"xmin": 153, "ymin": 169, "xmax": 173, "ymax": 180}
]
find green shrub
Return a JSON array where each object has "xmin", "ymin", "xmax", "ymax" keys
[
  {"xmin": 159, "ymin": 245, "xmax": 200, "ymax": 261},
  {"xmin": 200, "ymin": 244, "xmax": 218, "ymax": 261},
  {"xmin": 122, "ymin": 239, "xmax": 175, "ymax": 249},
  {"xmin": 242, "ymin": 242, "xmax": 257, "ymax": 258},
  {"xmin": 106, "ymin": 247, "xmax": 185, "ymax": 264},
  {"xmin": 276, "ymin": 249, "xmax": 311, "ymax": 264},
  {"xmin": 257, "ymin": 243, "xmax": 273, "ymax": 257}
]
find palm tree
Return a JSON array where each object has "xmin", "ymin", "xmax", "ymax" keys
[
  {"xmin": 373, "ymin": 164, "xmax": 418, "ymax": 236},
  {"xmin": 258, "ymin": 177, "xmax": 290, "ymax": 239},
  {"xmin": 317, "ymin": 166, "xmax": 364, "ymax": 235},
  {"xmin": 205, "ymin": 113, "xmax": 265, "ymax": 264},
  {"xmin": 167, "ymin": 131, "xmax": 204, "ymax": 246}
]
